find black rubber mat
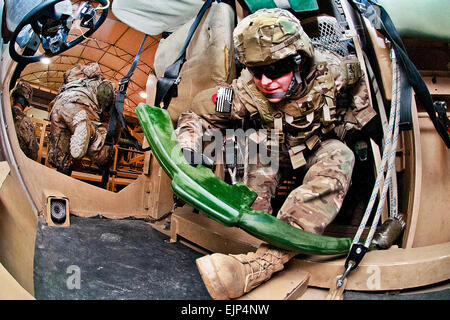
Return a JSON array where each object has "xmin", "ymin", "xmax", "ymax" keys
[
  {"xmin": 34, "ymin": 215, "xmax": 211, "ymax": 300},
  {"xmin": 33, "ymin": 215, "xmax": 450, "ymax": 301},
  {"xmin": 344, "ymin": 288, "xmax": 450, "ymax": 300}
]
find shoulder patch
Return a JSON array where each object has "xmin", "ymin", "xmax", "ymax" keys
[
  {"xmin": 215, "ymin": 87, "xmax": 233, "ymax": 114},
  {"xmin": 341, "ymin": 56, "xmax": 362, "ymax": 86}
]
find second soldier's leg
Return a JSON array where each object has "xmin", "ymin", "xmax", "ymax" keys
[
  {"xmin": 86, "ymin": 125, "xmax": 113, "ymax": 168},
  {"xmin": 51, "ymin": 102, "xmax": 94, "ymax": 160},
  {"xmin": 48, "ymin": 106, "xmax": 75, "ymax": 174},
  {"xmin": 47, "ymin": 127, "xmax": 73, "ymax": 175}
]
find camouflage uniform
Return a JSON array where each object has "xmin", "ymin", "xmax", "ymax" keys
[
  {"xmin": 182, "ymin": 9, "xmax": 377, "ymax": 299},
  {"xmin": 11, "ymin": 83, "xmax": 39, "ymax": 160},
  {"xmin": 177, "ymin": 16, "xmax": 375, "ymax": 233},
  {"xmin": 47, "ymin": 63, "xmax": 115, "ymax": 174}
]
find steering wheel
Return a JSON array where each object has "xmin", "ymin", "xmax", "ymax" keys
[{"xmin": 9, "ymin": 0, "xmax": 109, "ymax": 64}]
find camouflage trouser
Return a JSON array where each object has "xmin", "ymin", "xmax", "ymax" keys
[
  {"xmin": 13, "ymin": 116, "xmax": 39, "ymax": 161},
  {"xmin": 248, "ymin": 139, "xmax": 355, "ymax": 234},
  {"xmin": 246, "ymin": 156, "xmax": 281, "ymax": 215},
  {"xmin": 48, "ymin": 102, "xmax": 113, "ymax": 174}
]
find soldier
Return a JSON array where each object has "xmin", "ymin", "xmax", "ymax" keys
[
  {"xmin": 47, "ymin": 62, "xmax": 116, "ymax": 175},
  {"xmin": 11, "ymin": 82, "xmax": 39, "ymax": 160},
  {"xmin": 176, "ymin": 9, "xmax": 378, "ymax": 299}
]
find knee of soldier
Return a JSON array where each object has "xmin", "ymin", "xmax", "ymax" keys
[
  {"xmin": 323, "ymin": 139, "xmax": 355, "ymax": 166},
  {"xmin": 340, "ymin": 141, "xmax": 355, "ymax": 166}
]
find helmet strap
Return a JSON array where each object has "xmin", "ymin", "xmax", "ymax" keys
[
  {"xmin": 291, "ymin": 53, "xmax": 304, "ymax": 86},
  {"xmin": 263, "ymin": 91, "xmax": 287, "ymax": 99},
  {"xmin": 286, "ymin": 70, "xmax": 301, "ymax": 98}
]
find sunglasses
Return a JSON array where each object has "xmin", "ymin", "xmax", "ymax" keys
[{"xmin": 248, "ymin": 59, "xmax": 296, "ymax": 80}]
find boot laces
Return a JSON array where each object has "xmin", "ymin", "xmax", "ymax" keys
[{"xmin": 235, "ymin": 250, "xmax": 285, "ymax": 291}]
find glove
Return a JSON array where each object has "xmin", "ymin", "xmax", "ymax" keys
[{"xmin": 182, "ymin": 148, "xmax": 214, "ymax": 170}]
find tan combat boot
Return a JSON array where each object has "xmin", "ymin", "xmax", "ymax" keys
[
  {"xmin": 70, "ymin": 110, "xmax": 92, "ymax": 159},
  {"xmin": 196, "ymin": 244, "xmax": 296, "ymax": 300}
]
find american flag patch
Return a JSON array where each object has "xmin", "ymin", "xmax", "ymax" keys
[{"xmin": 215, "ymin": 87, "xmax": 233, "ymax": 113}]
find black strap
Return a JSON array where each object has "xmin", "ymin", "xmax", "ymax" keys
[
  {"xmin": 154, "ymin": 0, "xmax": 215, "ymax": 109},
  {"xmin": 119, "ymin": 34, "xmax": 148, "ymax": 94},
  {"xmin": 106, "ymin": 34, "xmax": 150, "ymax": 151},
  {"xmin": 352, "ymin": 0, "xmax": 450, "ymax": 148}
]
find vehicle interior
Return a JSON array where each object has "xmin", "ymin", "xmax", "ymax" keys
[{"xmin": 0, "ymin": 0, "xmax": 449, "ymax": 300}]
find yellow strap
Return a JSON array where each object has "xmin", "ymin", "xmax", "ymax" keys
[{"xmin": 326, "ymin": 275, "xmax": 347, "ymax": 300}]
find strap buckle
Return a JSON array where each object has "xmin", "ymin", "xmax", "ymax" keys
[{"xmin": 336, "ymin": 243, "xmax": 369, "ymax": 288}]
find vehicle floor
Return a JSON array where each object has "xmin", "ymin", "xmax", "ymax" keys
[
  {"xmin": 33, "ymin": 215, "xmax": 450, "ymax": 301},
  {"xmin": 34, "ymin": 215, "xmax": 211, "ymax": 300}
]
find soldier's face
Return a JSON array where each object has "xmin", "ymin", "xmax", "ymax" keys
[{"xmin": 253, "ymin": 72, "xmax": 294, "ymax": 103}]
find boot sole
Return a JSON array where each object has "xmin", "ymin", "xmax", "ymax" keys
[
  {"xmin": 196, "ymin": 255, "xmax": 230, "ymax": 300},
  {"xmin": 70, "ymin": 121, "xmax": 89, "ymax": 159},
  {"xmin": 70, "ymin": 110, "xmax": 90, "ymax": 159}
]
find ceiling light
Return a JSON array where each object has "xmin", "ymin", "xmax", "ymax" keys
[
  {"xmin": 139, "ymin": 92, "xmax": 147, "ymax": 99},
  {"xmin": 40, "ymin": 57, "xmax": 51, "ymax": 64}
]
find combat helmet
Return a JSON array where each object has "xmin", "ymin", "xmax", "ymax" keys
[
  {"xmin": 12, "ymin": 82, "xmax": 33, "ymax": 107},
  {"xmin": 233, "ymin": 8, "xmax": 314, "ymax": 99},
  {"xmin": 233, "ymin": 8, "xmax": 314, "ymax": 67}
]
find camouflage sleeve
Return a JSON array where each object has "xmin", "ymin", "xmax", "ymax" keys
[
  {"xmin": 350, "ymin": 74, "xmax": 377, "ymax": 128},
  {"xmin": 190, "ymin": 83, "xmax": 248, "ymax": 124},
  {"xmin": 330, "ymin": 54, "xmax": 377, "ymax": 129},
  {"xmin": 175, "ymin": 86, "xmax": 247, "ymax": 152},
  {"xmin": 175, "ymin": 111, "xmax": 204, "ymax": 152}
]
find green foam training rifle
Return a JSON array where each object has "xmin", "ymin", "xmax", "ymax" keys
[{"xmin": 136, "ymin": 103, "xmax": 352, "ymax": 255}]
